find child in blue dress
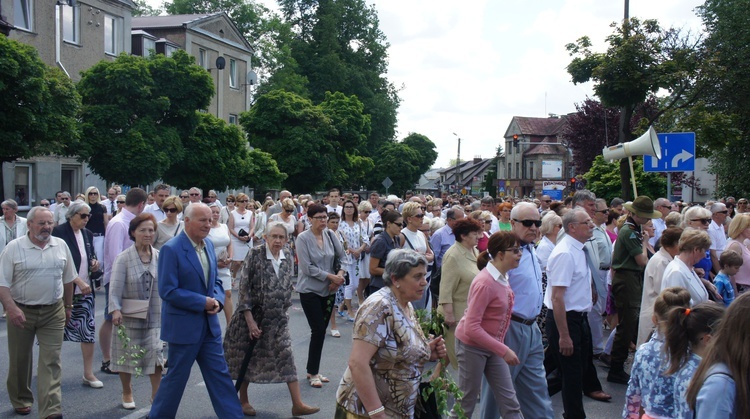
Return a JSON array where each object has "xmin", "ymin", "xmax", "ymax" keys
[
  {"xmin": 623, "ymin": 287, "xmax": 691, "ymax": 419},
  {"xmin": 687, "ymin": 292, "xmax": 750, "ymax": 419},
  {"xmin": 713, "ymin": 250, "xmax": 741, "ymax": 307},
  {"xmin": 663, "ymin": 302, "xmax": 725, "ymax": 419}
]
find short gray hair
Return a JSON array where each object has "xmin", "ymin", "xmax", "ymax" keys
[
  {"xmin": 27, "ymin": 206, "xmax": 52, "ymax": 222},
  {"xmin": 66, "ymin": 200, "xmax": 91, "ymax": 220},
  {"xmin": 510, "ymin": 202, "xmax": 536, "ymax": 219},
  {"xmin": 710, "ymin": 202, "xmax": 727, "ymax": 213},
  {"xmin": 681, "ymin": 206, "xmax": 711, "ymax": 228},
  {"xmin": 383, "ymin": 249, "xmax": 427, "ymax": 287},
  {"xmin": 540, "ymin": 211, "xmax": 562, "ymax": 235},
  {"xmin": 572, "ymin": 190, "xmax": 596, "ymax": 208},
  {"xmin": 1, "ymin": 199, "xmax": 18, "ymax": 210},
  {"xmin": 184, "ymin": 202, "xmax": 208, "ymax": 219},
  {"xmin": 265, "ymin": 221, "xmax": 288, "ymax": 238},
  {"xmin": 358, "ymin": 201, "xmax": 372, "ymax": 212},
  {"xmin": 562, "ymin": 207, "xmax": 588, "ymax": 233},
  {"xmin": 595, "ymin": 198, "xmax": 608, "ymax": 208}
]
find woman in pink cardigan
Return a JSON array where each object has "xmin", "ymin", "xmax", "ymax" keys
[{"xmin": 451, "ymin": 231, "xmax": 523, "ymax": 418}]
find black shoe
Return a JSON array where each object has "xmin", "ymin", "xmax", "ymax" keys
[
  {"xmin": 595, "ymin": 353, "xmax": 611, "ymax": 368},
  {"xmin": 100, "ymin": 360, "xmax": 118, "ymax": 375},
  {"xmin": 607, "ymin": 368, "xmax": 631, "ymax": 384}
]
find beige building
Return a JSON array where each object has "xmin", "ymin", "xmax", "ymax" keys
[
  {"xmin": 131, "ymin": 12, "xmax": 255, "ymax": 124},
  {"xmin": 1, "ymin": 0, "xmax": 135, "ymax": 209}
]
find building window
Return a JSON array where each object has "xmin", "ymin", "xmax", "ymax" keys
[
  {"xmin": 143, "ymin": 38, "xmax": 156, "ymax": 56},
  {"xmin": 104, "ymin": 14, "xmax": 122, "ymax": 55},
  {"xmin": 165, "ymin": 45, "xmax": 178, "ymax": 57},
  {"xmin": 14, "ymin": 0, "xmax": 32, "ymax": 31},
  {"xmin": 228, "ymin": 114, "xmax": 238, "ymax": 125},
  {"xmin": 528, "ymin": 161, "xmax": 534, "ymax": 179},
  {"xmin": 62, "ymin": 3, "xmax": 79, "ymax": 43},
  {"xmin": 508, "ymin": 163, "xmax": 512, "ymax": 179},
  {"xmin": 229, "ymin": 59, "xmax": 237, "ymax": 88},
  {"xmin": 14, "ymin": 165, "xmax": 32, "ymax": 209},
  {"xmin": 516, "ymin": 163, "xmax": 520, "ymax": 180},
  {"xmin": 199, "ymin": 49, "xmax": 207, "ymax": 69}
]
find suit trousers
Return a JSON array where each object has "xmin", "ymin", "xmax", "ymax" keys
[
  {"xmin": 480, "ymin": 320, "xmax": 553, "ymax": 419},
  {"xmin": 546, "ymin": 310, "xmax": 602, "ymax": 419},
  {"xmin": 149, "ymin": 318, "xmax": 243, "ymax": 418},
  {"xmin": 589, "ymin": 283, "xmax": 607, "ymax": 355},
  {"xmin": 452, "ymin": 339, "xmax": 522, "ymax": 418},
  {"xmin": 7, "ymin": 300, "xmax": 65, "ymax": 418},
  {"xmin": 299, "ymin": 292, "xmax": 335, "ymax": 375}
]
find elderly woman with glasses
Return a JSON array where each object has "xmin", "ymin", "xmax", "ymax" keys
[
  {"xmin": 52, "ymin": 200, "xmax": 103, "ymax": 389},
  {"xmin": 335, "ymin": 249, "xmax": 447, "ymax": 419},
  {"xmin": 0, "ymin": 199, "xmax": 27, "ymax": 255},
  {"xmin": 154, "ymin": 196, "xmax": 183, "ymax": 250},
  {"xmin": 295, "ymin": 204, "xmax": 346, "ymax": 388}
]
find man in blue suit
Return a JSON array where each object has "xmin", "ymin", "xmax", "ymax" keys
[{"xmin": 149, "ymin": 203, "xmax": 243, "ymax": 418}]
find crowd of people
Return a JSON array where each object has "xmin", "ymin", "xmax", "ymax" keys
[{"xmin": 1, "ymin": 185, "xmax": 750, "ymax": 418}]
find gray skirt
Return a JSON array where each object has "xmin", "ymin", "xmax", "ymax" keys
[{"xmin": 111, "ymin": 325, "xmax": 164, "ymax": 375}]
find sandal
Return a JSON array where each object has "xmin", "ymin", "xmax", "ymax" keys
[
  {"xmin": 307, "ymin": 373, "xmax": 329, "ymax": 383},
  {"xmin": 308, "ymin": 376, "xmax": 323, "ymax": 388},
  {"xmin": 330, "ymin": 329, "xmax": 341, "ymax": 338},
  {"xmin": 100, "ymin": 360, "xmax": 118, "ymax": 375}
]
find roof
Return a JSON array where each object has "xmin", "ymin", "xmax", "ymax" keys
[
  {"xmin": 525, "ymin": 139, "xmax": 567, "ymax": 155},
  {"xmin": 132, "ymin": 13, "xmax": 219, "ymax": 29},
  {"xmin": 440, "ymin": 158, "xmax": 494, "ymax": 188},
  {"xmin": 506, "ymin": 116, "xmax": 567, "ymax": 138}
]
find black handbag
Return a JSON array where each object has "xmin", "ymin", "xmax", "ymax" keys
[
  {"xmin": 238, "ymin": 228, "xmax": 249, "ymax": 237},
  {"xmin": 83, "ymin": 232, "xmax": 103, "ymax": 288}
]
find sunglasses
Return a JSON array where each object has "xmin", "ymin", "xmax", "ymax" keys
[
  {"xmin": 596, "ymin": 209, "xmax": 609, "ymax": 214},
  {"xmin": 78, "ymin": 213, "xmax": 90, "ymax": 219},
  {"xmin": 189, "ymin": 193, "xmax": 200, "ymax": 197},
  {"xmin": 180, "ymin": 196, "xmax": 189, "ymax": 199},
  {"xmin": 226, "ymin": 200, "xmax": 235, "ymax": 203},
  {"xmin": 88, "ymin": 192, "xmax": 99, "ymax": 195},
  {"xmin": 716, "ymin": 210, "xmax": 728, "ymax": 214},
  {"xmin": 40, "ymin": 203, "xmax": 50, "ymax": 207},
  {"xmin": 284, "ymin": 209, "xmax": 294, "ymax": 213},
  {"xmin": 513, "ymin": 219, "xmax": 542, "ymax": 228},
  {"xmin": 363, "ymin": 210, "xmax": 372, "ymax": 214},
  {"xmin": 238, "ymin": 200, "xmax": 249, "ymax": 203},
  {"xmin": 543, "ymin": 200, "xmax": 552, "ymax": 203},
  {"xmin": 164, "ymin": 207, "xmax": 179, "ymax": 213},
  {"xmin": 412, "ymin": 214, "xmax": 425, "ymax": 218},
  {"xmin": 117, "ymin": 201, "xmax": 125, "ymax": 204},
  {"xmin": 484, "ymin": 220, "xmax": 492, "ymax": 224},
  {"xmin": 691, "ymin": 218, "xmax": 711, "ymax": 225}
]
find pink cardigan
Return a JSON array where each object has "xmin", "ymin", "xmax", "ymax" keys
[{"xmin": 454, "ymin": 268, "xmax": 514, "ymax": 357}]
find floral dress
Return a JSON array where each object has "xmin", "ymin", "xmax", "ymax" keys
[
  {"xmin": 623, "ymin": 333, "xmax": 676, "ymax": 419},
  {"xmin": 336, "ymin": 287, "xmax": 430, "ymax": 418}
]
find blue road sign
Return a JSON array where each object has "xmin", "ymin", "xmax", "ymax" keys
[{"xmin": 643, "ymin": 132, "xmax": 696, "ymax": 172}]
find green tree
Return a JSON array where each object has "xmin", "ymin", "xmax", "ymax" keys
[
  {"xmin": 163, "ymin": 113, "xmax": 285, "ymax": 191},
  {"xmin": 401, "ymin": 133, "xmax": 438, "ymax": 174},
  {"xmin": 584, "ymin": 155, "xmax": 666, "ymax": 203},
  {"xmin": 566, "ymin": 18, "xmax": 706, "ymax": 200},
  {"xmin": 75, "ymin": 51, "xmax": 213, "ymax": 185},
  {"xmin": 0, "ymin": 35, "xmax": 80, "ymax": 199},
  {"xmin": 240, "ymin": 89, "xmax": 336, "ymax": 192},
  {"xmin": 132, "ymin": 0, "xmax": 162, "ymax": 16},
  {"xmin": 371, "ymin": 141, "xmax": 420, "ymax": 196}
]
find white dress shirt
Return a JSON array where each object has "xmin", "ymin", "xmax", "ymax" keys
[
  {"xmin": 544, "ymin": 234, "xmax": 593, "ymax": 313},
  {"xmin": 708, "ymin": 220, "xmax": 727, "ymax": 258}
]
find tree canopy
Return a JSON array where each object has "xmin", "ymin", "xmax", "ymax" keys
[
  {"xmin": 584, "ymin": 156, "xmax": 666, "ymax": 204},
  {"xmin": 76, "ymin": 51, "xmax": 213, "ymax": 185},
  {"xmin": 0, "ymin": 35, "xmax": 80, "ymax": 199}
]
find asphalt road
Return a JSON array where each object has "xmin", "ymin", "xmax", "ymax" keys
[{"xmin": 0, "ymin": 288, "xmax": 629, "ymax": 418}]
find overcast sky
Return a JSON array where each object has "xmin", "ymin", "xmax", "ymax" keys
[{"xmin": 149, "ymin": 0, "xmax": 705, "ymax": 167}]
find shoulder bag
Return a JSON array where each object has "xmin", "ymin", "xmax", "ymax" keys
[{"xmin": 121, "ymin": 270, "xmax": 154, "ymax": 319}]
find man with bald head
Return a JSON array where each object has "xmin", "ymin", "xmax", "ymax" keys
[
  {"xmin": 268, "ymin": 190, "xmax": 295, "ymax": 217},
  {"xmin": 480, "ymin": 202, "xmax": 553, "ymax": 419}
]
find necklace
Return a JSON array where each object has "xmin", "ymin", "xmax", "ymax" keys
[{"xmin": 139, "ymin": 251, "xmax": 152, "ymax": 264}]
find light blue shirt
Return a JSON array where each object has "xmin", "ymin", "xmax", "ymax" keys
[
  {"xmin": 695, "ymin": 363, "xmax": 735, "ymax": 419},
  {"xmin": 430, "ymin": 224, "xmax": 455, "ymax": 268},
  {"xmin": 507, "ymin": 243, "xmax": 543, "ymax": 320}
]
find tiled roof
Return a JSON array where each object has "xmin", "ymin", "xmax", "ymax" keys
[
  {"xmin": 525, "ymin": 139, "xmax": 567, "ymax": 155},
  {"xmin": 513, "ymin": 116, "xmax": 567, "ymax": 136}
]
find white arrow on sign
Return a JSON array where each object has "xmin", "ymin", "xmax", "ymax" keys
[{"xmin": 671, "ymin": 149, "xmax": 693, "ymax": 168}]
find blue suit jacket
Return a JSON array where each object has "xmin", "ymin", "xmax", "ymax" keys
[{"xmin": 158, "ymin": 231, "xmax": 225, "ymax": 344}]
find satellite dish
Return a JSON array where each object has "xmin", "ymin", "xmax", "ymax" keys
[
  {"xmin": 215, "ymin": 56, "xmax": 226, "ymax": 70},
  {"xmin": 246, "ymin": 70, "xmax": 258, "ymax": 86}
]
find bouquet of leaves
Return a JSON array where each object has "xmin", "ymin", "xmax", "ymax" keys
[{"xmin": 116, "ymin": 324, "xmax": 146, "ymax": 377}]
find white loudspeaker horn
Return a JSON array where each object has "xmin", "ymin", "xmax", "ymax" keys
[{"xmin": 601, "ymin": 126, "xmax": 661, "ymax": 161}]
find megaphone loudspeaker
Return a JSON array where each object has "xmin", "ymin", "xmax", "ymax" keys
[{"xmin": 601, "ymin": 126, "xmax": 661, "ymax": 161}]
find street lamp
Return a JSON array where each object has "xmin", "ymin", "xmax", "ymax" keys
[{"xmin": 453, "ymin": 132, "xmax": 461, "ymax": 194}]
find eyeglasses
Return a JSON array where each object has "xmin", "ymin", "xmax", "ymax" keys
[
  {"xmin": 312, "ymin": 216, "xmax": 328, "ymax": 220},
  {"xmin": 238, "ymin": 200, "xmax": 249, "ymax": 203},
  {"xmin": 60, "ymin": 197, "xmax": 70, "ymax": 201},
  {"xmin": 739, "ymin": 201, "xmax": 748, "ymax": 205},
  {"xmin": 595, "ymin": 209, "xmax": 609, "ymax": 214},
  {"xmin": 209, "ymin": 195, "xmax": 217, "ymax": 199},
  {"xmin": 226, "ymin": 200, "xmax": 235, "ymax": 203},
  {"xmin": 484, "ymin": 220, "xmax": 492, "ymax": 224},
  {"xmin": 716, "ymin": 210, "xmax": 728, "ymax": 214},
  {"xmin": 88, "ymin": 192, "xmax": 99, "ymax": 195},
  {"xmin": 189, "ymin": 193, "xmax": 200, "ymax": 197},
  {"xmin": 572, "ymin": 220, "xmax": 595, "ymax": 226},
  {"xmin": 691, "ymin": 218, "xmax": 711, "ymax": 225},
  {"xmin": 543, "ymin": 200, "xmax": 552, "ymax": 203},
  {"xmin": 284, "ymin": 209, "xmax": 294, "ymax": 213},
  {"xmin": 413, "ymin": 214, "xmax": 425, "ymax": 218},
  {"xmin": 513, "ymin": 219, "xmax": 542, "ymax": 228},
  {"xmin": 505, "ymin": 247, "xmax": 522, "ymax": 254},
  {"xmin": 164, "ymin": 207, "xmax": 179, "ymax": 213},
  {"xmin": 180, "ymin": 196, "xmax": 189, "ymax": 199},
  {"xmin": 363, "ymin": 210, "xmax": 371, "ymax": 214},
  {"xmin": 40, "ymin": 203, "xmax": 50, "ymax": 207},
  {"xmin": 78, "ymin": 213, "xmax": 90, "ymax": 219}
]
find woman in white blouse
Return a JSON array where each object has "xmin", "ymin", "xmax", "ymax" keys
[
  {"xmin": 536, "ymin": 212, "xmax": 562, "ymax": 272},
  {"xmin": 400, "ymin": 202, "xmax": 434, "ymax": 311},
  {"xmin": 661, "ymin": 228, "xmax": 711, "ymax": 305},
  {"xmin": 208, "ymin": 203, "xmax": 234, "ymax": 324}
]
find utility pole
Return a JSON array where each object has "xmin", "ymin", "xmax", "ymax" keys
[{"xmin": 453, "ymin": 133, "xmax": 461, "ymax": 193}]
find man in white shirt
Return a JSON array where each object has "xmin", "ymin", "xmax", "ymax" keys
[
  {"xmin": 53, "ymin": 191, "xmax": 71, "ymax": 226},
  {"xmin": 143, "ymin": 183, "xmax": 171, "ymax": 222},
  {"xmin": 101, "ymin": 187, "xmax": 118, "ymax": 216},
  {"xmin": 268, "ymin": 190, "xmax": 294, "ymax": 217},
  {"xmin": 708, "ymin": 202, "xmax": 729, "ymax": 275},
  {"xmin": 325, "ymin": 188, "xmax": 342, "ymax": 216},
  {"xmin": 539, "ymin": 194, "xmax": 552, "ymax": 213},
  {"xmin": 649, "ymin": 198, "xmax": 671, "ymax": 247},
  {"xmin": 188, "ymin": 187, "xmax": 203, "ymax": 205},
  {"xmin": 0, "ymin": 207, "xmax": 76, "ymax": 418},
  {"xmin": 545, "ymin": 208, "xmax": 610, "ymax": 418}
]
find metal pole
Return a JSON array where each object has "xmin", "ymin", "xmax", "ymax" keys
[
  {"xmin": 667, "ymin": 174, "xmax": 672, "ymax": 200},
  {"xmin": 628, "ymin": 156, "xmax": 638, "ymax": 197},
  {"xmin": 453, "ymin": 133, "xmax": 461, "ymax": 193}
]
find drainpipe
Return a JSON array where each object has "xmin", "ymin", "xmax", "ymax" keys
[{"xmin": 55, "ymin": 1, "xmax": 70, "ymax": 77}]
